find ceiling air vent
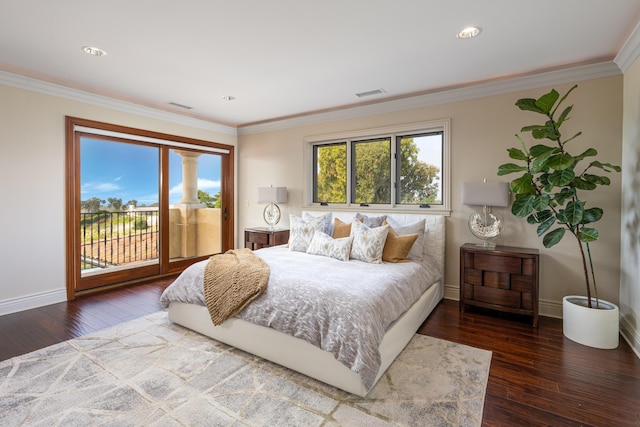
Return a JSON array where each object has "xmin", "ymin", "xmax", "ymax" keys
[
  {"xmin": 355, "ymin": 88, "xmax": 386, "ymax": 98},
  {"xmin": 167, "ymin": 101, "xmax": 193, "ymax": 110}
]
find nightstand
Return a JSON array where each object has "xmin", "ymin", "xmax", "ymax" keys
[
  {"xmin": 244, "ymin": 227, "xmax": 290, "ymax": 250},
  {"xmin": 460, "ymin": 243, "xmax": 539, "ymax": 327}
]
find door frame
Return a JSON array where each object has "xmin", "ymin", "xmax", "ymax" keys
[{"xmin": 65, "ymin": 116, "xmax": 234, "ymax": 299}]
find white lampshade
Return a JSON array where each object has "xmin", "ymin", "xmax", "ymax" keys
[
  {"xmin": 462, "ymin": 182, "xmax": 509, "ymax": 207},
  {"xmin": 257, "ymin": 187, "xmax": 287, "ymax": 204}
]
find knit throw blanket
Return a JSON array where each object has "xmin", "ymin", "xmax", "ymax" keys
[{"xmin": 204, "ymin": 248, "xmax": 270, "ymax": 326}]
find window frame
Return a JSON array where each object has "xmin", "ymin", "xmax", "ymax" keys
[{"xmin": 304, "ymin": 119, "xmax": 451, "ymax": 214}]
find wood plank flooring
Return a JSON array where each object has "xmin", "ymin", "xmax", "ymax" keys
[{"xmin": 1, "ymin": 279, "xmax": 638, "ymax": 426}]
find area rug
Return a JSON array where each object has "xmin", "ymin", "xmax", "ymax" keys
[{"xmin": 0, "ymin": 312, "xmax": 491, "ymax": 426}]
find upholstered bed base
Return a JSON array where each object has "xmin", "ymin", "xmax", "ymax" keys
[{"xmin": 168, "ymin": 278, "xmax": 442, "ymax": 396}]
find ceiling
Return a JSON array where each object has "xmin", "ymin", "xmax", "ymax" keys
[{"xmin": 1, "ymin": 1, "xmax": 640, "ymax": 128}]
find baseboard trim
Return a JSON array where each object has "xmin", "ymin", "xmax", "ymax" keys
[
  {"xmin": 0, "ymin": 289, "xmax": 66, "ymax": 316},
  {"xmin": 620, "ymin": 316, "xmax": 640, "ymax": 359}
]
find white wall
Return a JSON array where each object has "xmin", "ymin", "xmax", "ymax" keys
[
  {"xmin": 621, "ymin": 58, "xmax": 640, "ymax": 355},
  {"xmin": 237, "ymin": 77, "xmax": 624, "ymax": 317},
  {"xmin": 0, "ymin": 83, "xmax": 237, "ymax": 313}
]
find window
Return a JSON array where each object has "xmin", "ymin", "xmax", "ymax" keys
[{"xmin": 307, "ymin": 120, "xmax": 450, "ymax": 211}]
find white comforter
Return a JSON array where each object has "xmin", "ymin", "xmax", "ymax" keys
[{"xmin": 160, "ymin": 245, "xmax": 442, "ymax": 390}]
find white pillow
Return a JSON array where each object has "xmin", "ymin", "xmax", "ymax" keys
[
  {"xmin": 303, "ymin": 212, "xmax": 332, "ymax": 235},
  {"xmin": 349, "ymin": 220, "xmax": 390, "ymax": 264},
  {"xmin": 289, "ymin": 214, "xmax": 325, "ymax": 252},
  {"xmin": 385, "ymin": 217, "xmax": 426, "ymax": 261},
  {"xmin": 355, "ymin": 212, "xmax": 387, "ymax": 227},
  {"xmin": 306, "ymin": 231, "xmax": 353, "ymax": 262}
]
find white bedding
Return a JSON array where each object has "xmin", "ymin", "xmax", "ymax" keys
[{"xmin": 160, "ymin": 245, "xmax": 442, "ymax": 390}]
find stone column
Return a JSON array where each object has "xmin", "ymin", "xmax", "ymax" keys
[
  {"xmin": 174, "ymin": 150, "xmax": 202, "ymax": 205},
  {"xmin": 171, "ymin": 150, "xmax": 205, "ymax": 259}
]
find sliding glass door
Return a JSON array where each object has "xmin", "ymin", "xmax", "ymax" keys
[{"xmin": 66, "ymin": 117, "xmax": 234, "ymax": 297}]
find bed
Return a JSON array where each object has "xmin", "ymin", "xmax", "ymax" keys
[{"xmin": 161, "ymin": 211, "xmax": 445, "ymax": 396}]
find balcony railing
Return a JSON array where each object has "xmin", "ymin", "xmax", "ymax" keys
[{"xmin": 81, "ymin": 210, "xmax": 159, "ymax": 270}]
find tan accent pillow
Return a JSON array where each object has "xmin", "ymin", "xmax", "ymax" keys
[
  {"xmin": 382, "ymin": 224, "xmax": 419, "ymax": 263},
  {"xmin": 332, "ymin": 218, "xmax": 352, "ymax": 238}
]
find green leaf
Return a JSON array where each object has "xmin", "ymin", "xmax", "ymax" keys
[
  {"xmin": 529, "ymin": 123, "xmax": 560, "ymax": 141},
  {"xmin": 556, "ymin": 105, "xmax": 573, "ymax": 127},
  {"xmin": 547, "ymin": 168, "xmax": 575, "ymax": 187},
  {"xmin": 550, "ymin": 84, "xmax": 578, "ymax": 117},
  {"xmin": 543, "ymin": 228, "xmax": 566, "ymax": 247},
  {"xmin": 582, "ymin": 208, "xmax": 603, "ymax": 224},
  {"xmin": 583, "ymin": 174, "xmax": 610, "ymax": 185},
  {"xmin": 562, "ymin": 131, "xmax": 582, "ymax": 145},
  {"xmin": 535, "ymin": 89, "xmax": 559, "ymax": 115},
  {"xmin": 497, "ymin": 163, "xmax": 528, "ymax": 176},
  {"xmin": 572, "ymin": 177, "xmax": 597, "ymax": 190},
  {"xmin": 564, "ymin": 200, "xmax": 584, "ymax": 226},
  {"xmin": 507, "ymin": 148, "xmax": 529, "ymax": 161},
  {"xmin": 510, "ymin": 173, "xmax": 536, "ymax": 195},
  {"xmin": 574, "ymin": 148, "xmax": 597, "ymax": 162},
  {"xmin": 516, "ymin": 98, "xmax": 545, "ymax": 114},
  {"xmin": 554, "ymin": 187, "xmax": 576, "ymax": 205},
  {"xmin": 578, "ymin": 227, "xmax": 598, "ymax": 242},
  {"xmin": 537, "ymin": 214, "xmax": 556, "ymax": 236},
  {"xmin": 529, "ymin": 144, "xmax": 557, "ymax": 158},
  {"xmin": 531, "ymin": 194, "xmax": 551, "ymax": 210},
  {"xmin": 546, "ymin": 153, "xmax": 575, "ymax": 170},
  {"xmin": 512, "ymin": 194, "xmax": 536, "ymax": 217},
  {"xmin": 590, "ymin": 161, "xmax": 621, "ymax": 173}
]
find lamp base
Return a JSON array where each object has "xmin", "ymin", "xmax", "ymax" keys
[
  {"xmin": 474, "ymin": 240, "xmax": 496, "ymax": 249},
  {"xmin": 263, "ymin": 203, "xmax": 281, "ymax": 229},
  {"xmin": 468, "ymin": 209, "xmax": 502, "ymax": 249}
]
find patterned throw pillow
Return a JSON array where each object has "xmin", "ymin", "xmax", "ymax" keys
[
  {"xmin": 355, "ymin": 213, "xmax": 387, "ymax": 227},
  {"xmin": 306, "ymin": 231, "xmax": 353, "ymax": 262},
  {"xmin": 303, "ymin": 212, "xmax": 332, "ymax": 235},
  {"xmin": 289, "ymin": 214, "xmax": 325, "ymax": 252},
  {"xmin": 349, "ymin": 220, "xmax": 390, "ymax": 263},
  {"xmin": 385, "ymin": 217, "xmax": 426, "ymax": 261}
]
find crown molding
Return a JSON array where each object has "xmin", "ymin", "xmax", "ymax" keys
[
  {"xmin": 0, "ymin": 69, "xmax": 238, "ymax": 136},
  {"xmin": 615, "ymin": 20, "xmax": 640, "ymax": 73},
  {"xmin": 238, "ymin": 61, "xmax": 622, "ymax": 135}
]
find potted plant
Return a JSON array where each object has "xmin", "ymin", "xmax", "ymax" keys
[{"xmin": 497, "ymin": 85, "xmax": 621, "ymax": 349}]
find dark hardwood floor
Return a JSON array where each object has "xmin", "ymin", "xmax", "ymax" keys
[{"xmin": 1, "ymin": 279, "xmax": 638, "ymax": 426}]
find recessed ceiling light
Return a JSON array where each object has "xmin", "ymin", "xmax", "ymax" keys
[
  {"xmin": 82, "ymin": 46, "xmax": 107, "ymax": 56},
  {"xmin": 222, "ymin": 95, "xmax": 235, "ymax": 101},
  {"xmin": 456, "ymin": 26, "xmax": 482, "ymax": 39}
]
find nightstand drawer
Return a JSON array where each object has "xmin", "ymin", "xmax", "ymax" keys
[
  {"xmin": 244, "ymin": 228, "xmax": 290, "ymax": 251},
  {"xmin": 247, "ymin": 232, "xmax": 269, "ymax": 245},
  {"xmin": 460, "ymin": 243, "xmax": 539, "ymax": 327},
  {"xmin": 474, "ymin": 253, "xmax": 522, "ymax": 274}
]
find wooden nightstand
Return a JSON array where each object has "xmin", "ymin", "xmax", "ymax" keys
[
  {"xmin": 244, "ymin": 227, "xmax": 290, "ymax": 250},
  {"xmin": 460, "ymin": 243, "xmax": 539, "ymax": 327}
]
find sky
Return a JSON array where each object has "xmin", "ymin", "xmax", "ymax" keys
[{"xmin": 80, "ymin": 138, "xmax": 221, "ymax": 207}]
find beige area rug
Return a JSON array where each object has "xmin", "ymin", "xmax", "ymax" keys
[{"xmin": 0, "ymin": 312, "xmax": 491, "ymax": 427}]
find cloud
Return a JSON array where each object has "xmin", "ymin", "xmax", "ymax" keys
[{"xmin": 81, "ymin": 182, "xmax": 121, "ymax": 194}]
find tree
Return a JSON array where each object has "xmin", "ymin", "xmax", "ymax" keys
[
  {"xmin": 315, "ymin": 138, "xmax": 440, "ymax": 204},
  {"xmin": 399, "ymin": 137, "xmax": 440, "ymax": 204},
  {"xmin": 198, "ymin": 189, "xmax": 221, "ymax": 208},
  {"xmin": 125, "ymin": 199, "xmax": 138, "ymax": 208},
  {"xmin": 316, "ymin": 144, "xmax": 347, "ymax": 203},
  {"xmin": 81, "ymin": 197, "xmax": 105, "ymax": 212},
  {"xmin": 107, "ymin": 197, "xmax": 124, "ymax": 211}
]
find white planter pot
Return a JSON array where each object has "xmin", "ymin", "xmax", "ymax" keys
[{"xmin": 563, "ymin": 296, "xmax": 619, "ymax": 349}]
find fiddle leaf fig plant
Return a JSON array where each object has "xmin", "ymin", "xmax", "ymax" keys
[{"xmin": 497, "ymin": 85, "xmax": 621, "ymax": 308}]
